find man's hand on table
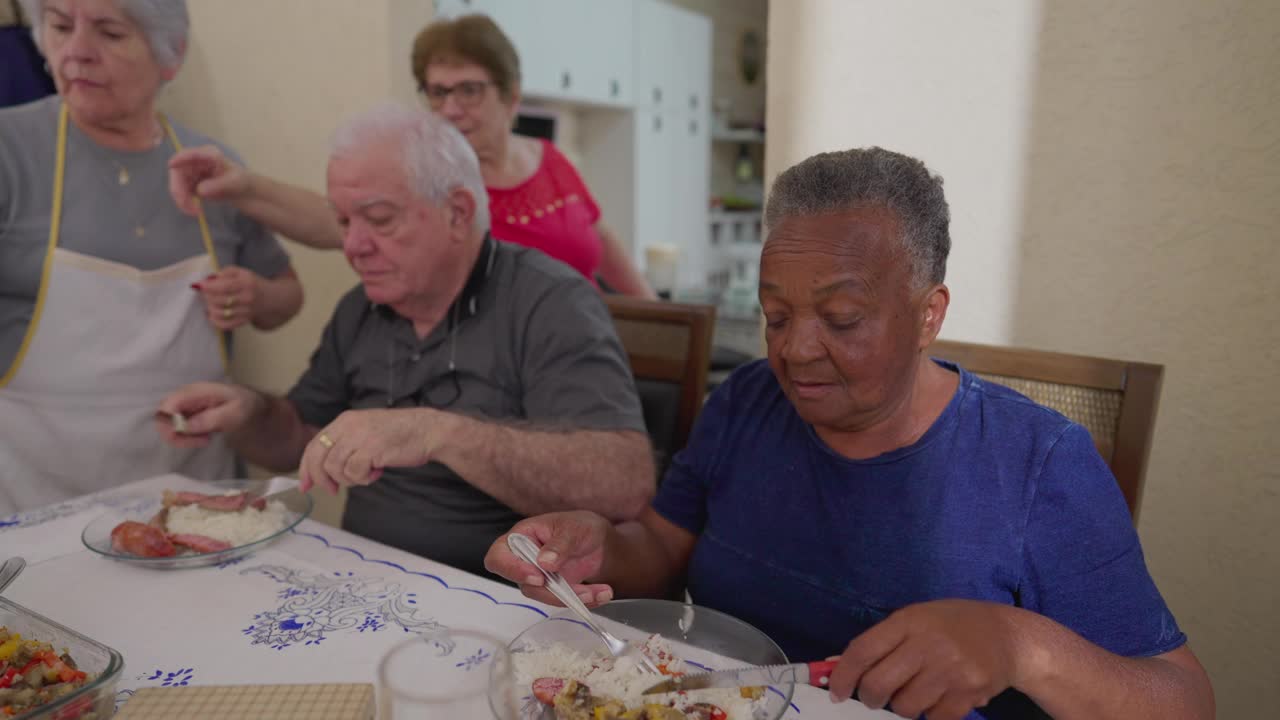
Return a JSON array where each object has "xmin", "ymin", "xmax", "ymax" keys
[{"xmin": 299, "ymin": 408, "xmax": 454, "ymax": 494}]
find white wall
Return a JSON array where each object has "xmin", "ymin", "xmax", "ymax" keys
[
  {"xmin": 765, "ymin": 0, "xmax": 1041, "ymax": 344},
  {"xmin": 767, "ymin": 1, "xmax": 1280, "ymax": 715}
]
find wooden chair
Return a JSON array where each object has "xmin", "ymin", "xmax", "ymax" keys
[
  {"xmin": 604, "ymin": 296, "xmax": 716, "ymax": 479},
  {"xmin": 928, "ymin": 339, "xmax": 1163, "ymax": 522}
]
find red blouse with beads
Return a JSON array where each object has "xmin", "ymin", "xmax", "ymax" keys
[{"xmin": 486, "ymin": 139, "xmax": 603, "ymax": 284}]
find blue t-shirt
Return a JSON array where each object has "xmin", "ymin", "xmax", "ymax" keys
[{"xmin": 653, "ymin": 359, "xmax": 1185, "ymax": 719}]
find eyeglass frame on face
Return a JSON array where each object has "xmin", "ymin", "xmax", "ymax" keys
[{"xmin": 418, "ymin": 80, "xmax": 494, "ymax": 109}]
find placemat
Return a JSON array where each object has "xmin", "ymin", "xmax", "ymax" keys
[{"xmin": 114, "ymin": 683, "xmax": 375, "ymax": 719}]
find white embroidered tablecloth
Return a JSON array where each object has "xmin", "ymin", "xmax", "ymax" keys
[{"xmin": 1, "ymin": 475, "xmax": 892, "ymax": 719}]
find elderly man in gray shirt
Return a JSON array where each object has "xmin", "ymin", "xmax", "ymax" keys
[{"xmin": 157, "ymin": 103, "xmax": 654, "ymax": 577}]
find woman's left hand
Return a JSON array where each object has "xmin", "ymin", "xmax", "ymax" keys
[{"xmin": 193, "ymin": 266, "xmax": 261, "ymax": 330}]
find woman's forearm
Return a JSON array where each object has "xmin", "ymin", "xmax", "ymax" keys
[
  {"xmin": 238, "ymin": 174, "xmax": 343, "ymax": 250},
  {"xmin": 596, "ymin": 225, "xmax": 657, "ymax": 299},
  {"xmin": 250, "ymin": 268, "xmax": 304, "ymax": 330},
  {"xmin": 1013, "ymin": 610, "xmax": 1214, "ymax": 720}
]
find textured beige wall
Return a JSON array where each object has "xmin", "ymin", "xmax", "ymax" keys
[
  {"xmin": 159, "ymin": 0, "xmax": 435, "ymax": 527},
  {"xmin": 1011, "ymin": 1, "xmax": 1280, "ymax": 711},
  {"xmin": 767, "ymin": 0, "xmax": 1280, "ymax": 715}
]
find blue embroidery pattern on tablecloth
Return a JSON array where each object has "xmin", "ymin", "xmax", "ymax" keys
[
  {"xmin": 139, "ymin": 667, "xmax": 195, "ymax": 687},
  {"xmin": 239, "ymin": 565, "xmax": 445, "ymax": 651},
  {"xmin": 455, "ymin": 647, "xmax": 491, "ymax": 671},
  {"xmin": 293, "ymin": 531, "xmax": 800, "ymax": 715},
  {"xmin": 114, "ymin": 667, "xmax": 197, "ymax": 709},
  {"xmin": 0, "ymin": 493, "xmax": 152, "ymax": 533},
  {"xmin": 291, "ymin": 529, "xmax": 550, "ymax": 618}
]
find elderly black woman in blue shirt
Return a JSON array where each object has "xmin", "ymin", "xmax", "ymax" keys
[{"xmin": 485, "ymin": 148, "xmax": 1214, "ymax": 720}]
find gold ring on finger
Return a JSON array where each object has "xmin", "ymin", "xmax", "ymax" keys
[
  {"xmin": 224, "ymin": 297, "xmax": 235, "ymax": 309},
  {"xmin": 222, "ymin": 307, "xmax": 232, "ymax": 319},
  {"xmin": 318, "ymin": 433, "xmax": 335, "ymax": 449}
]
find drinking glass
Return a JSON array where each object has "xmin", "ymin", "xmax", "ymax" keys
[{"xmin": 378, "ymin": 628, "xmax": 518, "ymax": 719}]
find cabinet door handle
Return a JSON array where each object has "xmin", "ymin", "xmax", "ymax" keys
[
  {"xmin": 653, "ymin": 87, "xmax": 663, "ymax": 104},
  {"xmin": 690, "ymin": 119, "xmax": 698, "ymax": 134},
  {"xmin": 690, "ymin": 94, "xmax": 698, "ymax": 110},
  {"xmin": 610, "ymin": 79, "xmax": 620, "ymax": 97},
  {"xmin": 653, "ymin": 115, "xmax": 663, "ymax": 132},
  {"xmin": 561, "ymin": 71, "xmax": 572, "ymax": 90}
]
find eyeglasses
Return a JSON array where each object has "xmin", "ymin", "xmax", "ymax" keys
[
  {"xmin": 419, "ymin": 80, "xmax": 492, "ymax": 109},
  {"xmin": 412, "ymin": 365, "xmax": 462, "ymax": 409},
  {"xmin": 386, "ymin": 311, "xmax": 463, "ymax": 409}
]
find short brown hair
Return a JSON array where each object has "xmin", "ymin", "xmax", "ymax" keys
[{"xmin": 411, "ymin": 15, "xmax": 521, "ymax": 101}]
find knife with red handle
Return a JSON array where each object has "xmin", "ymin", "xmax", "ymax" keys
[{"xmin": 641, "ymin": 660, "xmax": 839, "ymax": 694}]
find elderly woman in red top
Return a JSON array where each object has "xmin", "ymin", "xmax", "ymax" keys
[
  {"xmin": 167, "ymin": 15, "xmax": 654, "ymax": 298},
  {"xmin": 413, "ymin": 15, "xmax": 652, "ymax": 295}
]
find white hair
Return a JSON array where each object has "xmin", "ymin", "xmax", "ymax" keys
[
  {"xmin": 20, "ymin": 0, "xmax": 190, "ymax": 70},
  {"xmin": 331, "ymin": 102, "xmax": 491, "ymax": 234}
]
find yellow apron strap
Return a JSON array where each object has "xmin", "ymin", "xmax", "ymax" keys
[
  {"xmin": 0, "ymin": 105, "xmax": 230, "ymax": 388},
  {"xmin": 160, "ymin": 115, "xmax": 230, "ymax": 373},
  {"xmin": 0, "ymin": 103, "xmax": 68, "ymax": 389}
]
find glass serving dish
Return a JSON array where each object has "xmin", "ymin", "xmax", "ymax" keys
[
  {"xmin": 80, "ymin": 479, "xmax": 313, "ymax": 569},
  {"xmin": 506, "ymin": 598, "xmax": 793, "ymax": 720},
  {"xmin": 0, "ymin": 596, "xmax": 123, "ymax": 720}
]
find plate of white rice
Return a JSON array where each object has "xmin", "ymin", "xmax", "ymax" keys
[
  {"xmin": 81, "ymin": 479, "xmax": 313, "ymax": 569},
  {"xmin": 507, "ymin": 600, "xmax": 795, "ymax": 720}
]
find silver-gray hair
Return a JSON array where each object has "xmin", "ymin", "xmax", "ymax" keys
[
  {"xmin": 764, "ymin": 147, "xmax": 951, "ymax": 288},
  {"xmin": 331, "ymin": 102, "xmax": 491, "ymax": 234},
  {"xmin": 20, "ymin": 0, "xmax": 190, "ymax": 69}
]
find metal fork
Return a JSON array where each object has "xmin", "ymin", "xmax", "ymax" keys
[
  {"xmin": 507, "ymin": 533, "xmax": 661, "ymax": 674},
  {"xmin": 0, "ymin": 556, "xmax": 26, "ymax": 595}
]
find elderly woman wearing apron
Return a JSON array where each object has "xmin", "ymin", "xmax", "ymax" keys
[{"xmin": 0, "ymin": 0, "xmax": 304, "ymax": 514}]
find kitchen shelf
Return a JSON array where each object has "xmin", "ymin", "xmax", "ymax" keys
[{"xmin": 711, "ymin": 128, "xmax": 765, "ymax": 144}]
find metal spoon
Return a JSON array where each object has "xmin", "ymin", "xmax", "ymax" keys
[
  {"xmin": 0, "ymin": 556, "xmax": 26, "ymax": 595},
  {"xmin": 507, "ymin": 533, "xmax": 661, "ymax": 674}
]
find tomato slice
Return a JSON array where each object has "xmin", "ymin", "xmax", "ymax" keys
[{"xmin": 687, "ymin": 703, "xmax": 728, "ymax": 720}]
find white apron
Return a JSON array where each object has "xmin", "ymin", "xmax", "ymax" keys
[{"xmin": 0, "ymin": 104, "xmax": 234, "ymax": 514}]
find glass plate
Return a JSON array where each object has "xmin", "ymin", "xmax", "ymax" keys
[
  {"xmin": 506, "ymin": 598, "xmax": 793, "ymax": 720},
  {"xmin": 0, "ymin": 596, "xmax": 124, "ymax": 720},
  {"xmin": 80, "ymin": 479, "xmax": 312, "ymax": 569}
]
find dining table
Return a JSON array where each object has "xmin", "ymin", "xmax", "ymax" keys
[{"xmin": 1, "ymin": 474, "xmax": 894, "ymax": 719}]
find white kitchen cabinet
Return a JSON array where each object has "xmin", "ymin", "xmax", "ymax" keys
[
  {"xmin": 672, "ymin": 5, "xmax": 712, "ymax": 116},
  {"xmin": 582, "ymin": 106, "xmax": 710, "ymax": 291},
  {"xmin": 433, "ymin": 0, "xmax": 631, "ymax": 107},
  {"xmin": 673, "ymin": 111, "xmax": 711, "ymax": 288},
  {"xmin": 567, "ymin": 0, "xmax": 633, "ymax": 106},
  {"xmin": 435, "ymin": 0, "xmax": 712, "ymax": 291},
  {"xmin": 633, "ymin": 110, "xmax": 674, "ymax": 273},
  {"xmin": 632, "ymin": 0, "xmax": 711, "ymax": 115}
]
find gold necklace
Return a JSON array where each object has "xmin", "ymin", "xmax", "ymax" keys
[
  {"xmin": 107, "ymin": 159, "xmax": 146, "ymax": 237},
  {"xmin": 109, "ymin": 126, "xmax": 166, "ymax": 237}
]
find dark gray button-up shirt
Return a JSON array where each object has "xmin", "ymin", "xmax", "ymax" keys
[{"xmin": 287, "ymin": 238, "xmax": 645, "ymax": 577}]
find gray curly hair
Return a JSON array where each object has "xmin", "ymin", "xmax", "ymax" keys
[
  {"xmin": 764, "ymin": 147, "xmax": 951, "ymax": 288},
  {"xmin": 20, "ymin": 0, "xmax": 189, "ymax": 70}
]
